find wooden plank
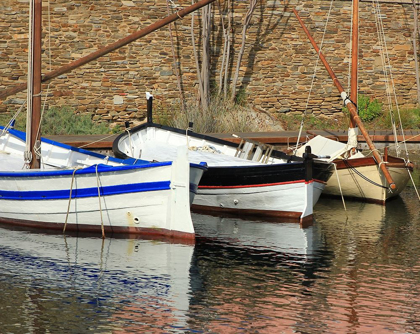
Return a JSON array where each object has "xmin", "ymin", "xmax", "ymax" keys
[
  {"xmin": 46, "ymin": 134, "xmax": 118, "ymax": 149},
  {"xmin": 47, "ymin": 130, "xmax": 420, "ymax": 150}
]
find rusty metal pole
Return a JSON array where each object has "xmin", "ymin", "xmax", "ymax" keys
[
  {"xmin": 0, "ymin": 0, "xmax": 217, "ymax": 100},
  {"xmin": 292, "ymin": 8, "xmax": 396, "ymax": 190}
]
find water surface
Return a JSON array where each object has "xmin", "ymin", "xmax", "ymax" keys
[{"xmin": 0, "ymin": 168, "xmax": 419, "ymax": 333}]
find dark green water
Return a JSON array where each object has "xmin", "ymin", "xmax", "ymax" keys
[{"xmin": 0, "ymin": 166, "xmax": 419, "ymax": 333}]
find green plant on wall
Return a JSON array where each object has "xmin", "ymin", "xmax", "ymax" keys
[
  {"xmin": 41, "ymin": 106, "xmax": 112, "ymax": 135},
  {"xmin": 0, "ymin": 106, "xmax": 115, "ymax": 135},
  {"xmin": 357, "ymin": 95, "xmax": 383, "ymax": 122}
]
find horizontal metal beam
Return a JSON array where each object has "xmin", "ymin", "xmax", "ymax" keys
[{"xmin": 0, "ymin": 0, "xmax": 216, "ymax": 100}]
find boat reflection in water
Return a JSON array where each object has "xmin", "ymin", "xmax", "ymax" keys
[
  {"xmin": 0, "ymin": 228, "xmax": 194, "ymax": 333},
  {"xmin": 186, "ymin": 194, "xmax": 419, "ymax": 333},
  {"xmin": 192, "ymin": 212, "xmax": 321, "ymax": 260},
  {"xmin": 0, "ymin": 188, "xmax": 418, "ymax": 333}
]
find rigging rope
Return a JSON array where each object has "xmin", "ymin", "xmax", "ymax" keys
[
  {"xmin": 34, "ymin": 0, "xmax": 53, "ymax": 166},
  {"xmin": 25, "ymin": 0, "xmax": 35, "ymax": 167},
  {"xmin": 372, "ymin": 1, "xmax": 410, "ymax": 158},
  {"xmin": 294, "ymin": 0, "xmax": 335, "ymax": 154},
  {"xmin": 78, "ymin": 133, "xmax": 119, "ymax": 149},
  {"xmin": 1, "ymin": 101, "xmax": 26, "ymax": 135},
  {"xmin": 343, "ymin": 159, "xmax": 388, "ymax": 189}
]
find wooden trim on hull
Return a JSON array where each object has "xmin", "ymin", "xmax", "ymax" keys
[
  {"xmin": 0, "ymin": 217, "xmax": 195, "ymax": 244},
  {"xmin": 334, "ymin": 156, "xmax": 413, "ymax": 171},
  {"xmin": 191, "ymin": 205, "xmax": 314, "ymax": 228}
]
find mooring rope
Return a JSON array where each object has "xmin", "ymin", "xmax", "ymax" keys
[
  {"xmin": 407, "ymin": 167, "xmax": 420, "ymax": 201},
  {"xmin": 95, "ymin": 164, "xmax": 106, "ymax": 239},
  {"xmin": 334, "ymin": 163, "xmax": 347, "ymax": 212},
  {"xmin": 64, "ymin": 166, "xmax": 83, "ymax": 233}
]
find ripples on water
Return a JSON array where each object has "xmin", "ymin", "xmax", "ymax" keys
[{"xmin": 0, "ymin": 180, "xmax": 419, "ymax": 333}]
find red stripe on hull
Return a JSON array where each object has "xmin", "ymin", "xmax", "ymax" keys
[
  {"xmin": 198, "ymin": 179, "xmax": 319, "ymax": 190},
  {"xmin": 0, "ymin": 218, "xmax": 195, "ymax": 244}
]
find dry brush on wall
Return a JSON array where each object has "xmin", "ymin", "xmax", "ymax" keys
[{"xmin": 0, "ymin": 0, "xmax": 419, "ymax": 128}]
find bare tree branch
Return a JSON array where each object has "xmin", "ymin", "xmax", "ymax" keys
[
  {"xmin": 201, "ymin": 4, "xmax": 211, "ymax": 110},
  {"xmin": 191, "ymin": 1, "xmax": 205, "ymax": 110},
  {"xmin": 224, "ymin": 0, "xmax": 232, "ymax": 98},
  {"xmin": 231, "ymin": 0, "xmax": 257, "ymax": 101},
  {"xmin": 166, "ymin": 0, "xmax": 186, "ymax": 111},
  {"xmin": 217, "ymin": 0, "xmax": 227, "ymax": 95}
]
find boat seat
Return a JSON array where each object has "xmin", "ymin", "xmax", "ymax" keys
[
  {"xmin": 295, "ymin": 135, "xmax": 364, "ymax": 161},
  {"xmin": 233, "ymin": 135, "xmax": 275, "ymax": 164}
]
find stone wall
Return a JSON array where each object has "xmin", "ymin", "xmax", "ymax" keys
[{"xmin": 0, "ymin": 0, "xmax": 418, "ymax": 128}]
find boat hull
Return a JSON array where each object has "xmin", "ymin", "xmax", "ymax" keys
[
  {"xmin": 193, "ymin": 180, "xmax": 325, "ymax": 226},
  {"xmin": 113, "ymin": 122, "xmax": 334, "ymax": 224},
  {"xmin": 325, "ymin": 156, "xmax": 411, "ymax": 203},
  {"xmin": 193, "ymin": 163, "xmax": 326, "ymax": 224},
  {"xmin": 0, "ymin": 128, "xmax": 206, "ymax": 240},
  {"xmin": 295, "ymin": 135, "xmax": 412, "ymax": 203},
  {"xmin": 0, "ymin": 163, "xmax": 201, "ymax": 240}
]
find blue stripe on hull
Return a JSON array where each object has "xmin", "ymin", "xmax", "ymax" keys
[
  {"xmin": 0, "ymin": 162, "xmax": 172, "ymax": 178},
  {"xmin": 1, "ymin": 126, "xmax": 148, "ymax": 166},
  {"xmin": 0, "ymin": 181, "xmax": 199, "ymax": 200},
  {"xmin": 0, "ymin": 181, "xmax": 171, "ymax": 200}
]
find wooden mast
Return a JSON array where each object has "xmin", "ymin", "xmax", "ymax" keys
[
  {"xmin": 292, "ymin": 8, "xmax": 396, "ymax": 190},
  {"xmin": 0, "ymin": 0, "xmax": 218, "ymax": 101},
  {"xmin": 28, "ymin": 0, "xmax": 42, "ymax": 169},
  {"xmin": 350, "ymin": 0, "xmax": 359, "ymax": 129}
]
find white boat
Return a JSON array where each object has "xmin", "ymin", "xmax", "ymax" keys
[
  {"xmin": 0, "ymin": 126, "xmax": 206, "ymax": 240},
  {"xmin": 292, "ymin": 3, "xmax": 413, "ymax": 204},
  {"xmin": 0, "ymin": 0, "xmax": 206, "ymax": 241},
  {"xmin": 113, "ymin": 95, "xmax": 334, "ymax": 226},
  {"xmin": 295, "ymin": 135, "xmax": 411, "ymax": 203}
]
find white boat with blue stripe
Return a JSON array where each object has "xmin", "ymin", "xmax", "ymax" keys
[
  {"xmin": 0, "ymin": 0, "xmax": 206, "ymax": 242},
  {"xmin": 0, "ymin": 126, "xmax": 206, "ymax": 241}
]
